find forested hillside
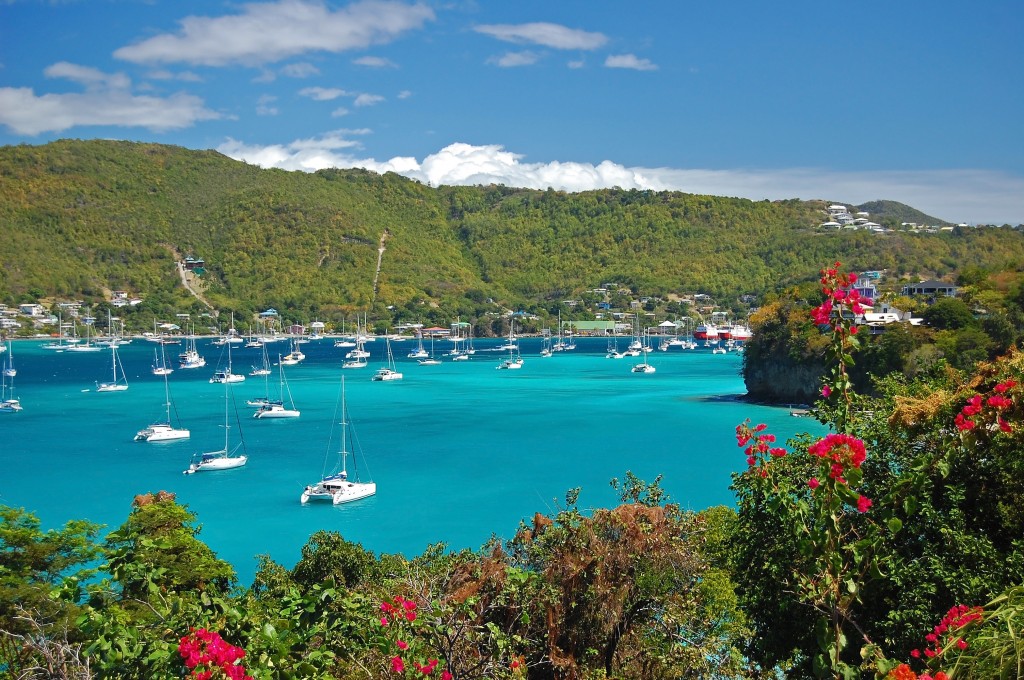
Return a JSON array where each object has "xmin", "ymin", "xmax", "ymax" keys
[{"xmin": 2, "ymin": 140, "xmax": 1024, "ymax": 328}]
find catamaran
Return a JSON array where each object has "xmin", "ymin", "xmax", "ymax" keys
[
  {"xmin": 253, "ymin": 358, "xmax": 301, "ymax": 418},
  {"xmin": 301, "ymin": 376, "xmax": 376, "ymax": 505}
]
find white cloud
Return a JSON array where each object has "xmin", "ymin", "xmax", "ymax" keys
[
  {"xmin": 217, "ymin": 138, "xmax": 1024, "ymax": 224},
  {"xmin": 114, "ymin": 0, "xmax": 435, "ymax": 67},
  {"xmin": 256, "ymin": 94, "xmax": 279, "ymax": 116},
  {"xmin": 299, "ymin": 86, "xmax": 348, "ymax": 101},
  {"xmin": 44, "ymin": 62, "xmax": 130, "ymax": 89},
  {"xmin": 397, "ymin": 90, "xmax": 412, "ymax": 99},
  {"xmin": 0, "ymin": 63, "xmax": 221, "ymax": 135},
  {"xmin": 568, "ymin": 59, "xmax": 585, "ymax": 69},
  {"xmin": 148, "ymin": 69, "xmax": 204, "ymax": 82},
  {"xmin": 280, "ymin": 62, "xmax": 320, "ymax": 78},
  {"xmin": 489, "ymin": 51, "xmax": 540, "ymax": 68},
  {"xmin": 474, "ymin": 22, "xmax": 607, "ymax": 50},
  {"xmin": 331, "ymin": 107, "xmax": 350, "ymax": 117},
  {"xmin": 354, "ymin": 93, "xmax": 384, "ymax": 106},
  {"xmin": 605, "ymin": 54, "xmax": 658, "ymax": 71},
  {"xmin": 353, "ymin": 55, "xmax": 397, "ymax": 68}
]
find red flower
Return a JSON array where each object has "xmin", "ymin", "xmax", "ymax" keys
[
  {"xmin": 397, "ymin": 640, "xmax": 409, "ymax": 651},
  {"xmin": 442, "ymin": 672, "xmax": 453, "ymax": 680},
  {"xmin": 808, "ymin": 477, "xmax": 820, "ymax": 489},
  {"xmin": 910, "ymin": 649, "xmax": 920, "ymax": 658},
  {"xmin": 391, "ymin": 655, "xmax": 405, "ymax": 673},
  {"xmin": 821, "ymin": 384, "xmax": 832, "ymax": 398},
  {"xmin": 856, "ymin": 495, "xmax": 872, "ymax": 513}
]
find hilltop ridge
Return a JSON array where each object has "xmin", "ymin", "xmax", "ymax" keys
[{"xmin": 1, "ymin": 140, "xmax": 1022, "ymax": 327}]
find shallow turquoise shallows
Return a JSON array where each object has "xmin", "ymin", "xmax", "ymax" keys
[{"xmin": 0, "ymin": 336, "xmax": 824, "ymax": 585}]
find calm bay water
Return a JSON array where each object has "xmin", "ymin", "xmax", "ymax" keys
[{"xmin": 0, "ymin": 336, "xmax": 824, "ymax": 585}]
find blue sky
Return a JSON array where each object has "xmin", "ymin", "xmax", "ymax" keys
[{"xmin": 2, "ymin": 0, "xmax": 1022, "ymax": 224}]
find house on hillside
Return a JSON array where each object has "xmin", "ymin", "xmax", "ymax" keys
[
  {"xmin": 901, "ymin": 280, "xmax": 959, "ymax": 298},
  {"xmin": 183, "ymin": 256, "xmax": 206, "ymax": 274}
]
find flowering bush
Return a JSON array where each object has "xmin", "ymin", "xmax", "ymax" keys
[
  {"xmin": 178, "ymin": 628, "xmax": 253, "ymax": 680},
  {"xmin": 378, "ymin": 594, "xmax": 452, "ymax": 679}
]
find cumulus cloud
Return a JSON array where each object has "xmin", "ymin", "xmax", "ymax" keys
[
  {"xmin": 216, "ymin": 138, "xmax": 1024, "ymax": 224},
  {"xmin": 489, "ymin": 51, "xmax": 540, "ymax": 67},
  {"xmin": 256, "ymin": 94, "xmax": 279, "ymax": 115},
  {"xmin": 354, "ymin": 93, "xmax": 384, "ymax": 106},
  {"xmin": 605, "ymin": 54, "xmax": 658, "ymax": 71},
  {"xmin": 280, "ymin": 62, "xmax": 320, "ymax": 78},
  {"xmin": 114, "ymin": 0, "xmax": 435, "ymax": 67},
  {"xmin": 331, "ymin": 106, "xmax": 350, "ymax": 117},
  {"xmin": 397, "ymin": 90, "xmax": 412, "ymax": 99},
  {"xmin": 353, "ymin": 55, "xmax": 397, "ymax": 68},
  {"xmin": 148, "ymin": 69, "xmax": 204, "ymax": 82},
  {"xmin": 0, "ymin": 62, "xmax": 221, "ymax": 135},
  {"xmin": 299, "ymin": 86, "xmax": 348, "ymax": 101},
  {"xmin": 474, "ymin": 22, "xmax": 607, "ymax": 50}
]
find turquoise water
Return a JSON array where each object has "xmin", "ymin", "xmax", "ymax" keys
[{"xmin": 0, "ymin": 337, "xmax": 824, "ymax": 585}]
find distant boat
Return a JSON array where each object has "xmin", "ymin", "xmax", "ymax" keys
[
  {"xmin": 417, "ymin": 334, "xmax": 442, "ymax": 365},
  {"xmin": 3, "ymin": 340, "xmax": 15, "ymax": 378},
  {"xmin": 209, "ymin": 341, "xmax": 245, "ymax": 383},
  {"xmin": 184, "ymin": 383, "xmax": 248, "ymax": 474},
  {"xmin": 407, "ymin": 331, "xmax": 429, "ymax": 359},
  {"xmin": 66, "ymin": 317, "xmax": 101, "ymax": 353},
  {"xmin": 301, "ymin": 376, "xmax": 376, "ymax": 505},
  {"xmin": 631, "ymin": 361, "xmax": 656, "ymax": 373},
  {"xmin": 135, "ymin": 361, "xmax": 190, "ymax": 442},
  {"xmin": 0, "ymin": 340, "xmax": 21, "ymax": 412},
  {"xmin": 151, "ymin": 346, "xmax": 173, "ymax": 376},
  {"xmin": 496, "ymin": 322, "xmax": 524, "ymax": 370},
  {"xmin": 249, "ymin": 343, "xmax": 272, "ymax": 377},
  {"xmin": 253, "ymin": 357, "xmax": 301, "ymax": 418},
  {"xmin": 95, "ymin": 343, "xmax": 129, "ymax": 392},
  {"xmin": 178, "ymin": 329, "xmax": 206, "ymax": 369},
  {"xmin": 371, "ymin": 338, "xmax": 403, "ymax": 382},
  {"xmin": 280, "ymin": 338, "xmax": 305, "ymax": 366}
]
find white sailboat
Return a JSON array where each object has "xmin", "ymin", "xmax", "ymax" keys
[
  {"xmin": 496, "ymin": 321, "xmax": 524, "ymax": 370},
  {"xmin": 95, "ymin": 343, "xmax": 129, "ymax": 392},
  {"xmin": 184, "ymin": 383, "xmax": 248, "ymax": 474},
  {"xmin": 0, "ymin": 340, "xmax": 21, "ymax": 412},
  {"xmin": 301, "ymin": 376, "xmax": 376, "ymax": 505},
  {"xmin": 135, "ymin": 363, "xmax": 190, "ymax": 442},
  {"xmin": 417, "ymin": 334, "xmax": 442, "ymax": 365},
  {"xmin": 280, "ymin": 338, "xmax": 305, "ymax": 365},
  {"xmin": 3, "ymin": 340, "xmax": 15, "ymax": 377},
  {"xmin": 66, "ymin": 316, "xmax": 101, "ymax": 352},
  {"xmin": 210, "ymin": 341, "xmax": 245, "ymax": 383},
  {"xmin": 178, "ymin": 328, "xmax": 206, "ymax": 369},
  {"xmin": 249, "ymin": 342, "xmax": 272, "ymax": 377},
  {"xmin": 253, "ymin": 358, "xmax": 301, "ymax": 418},
  {"xmin": 151, "ymin": 346, "xmax": 173, "ymax": 376},
  {"xmin": 407, "ymin": 331, "xmax": 429, "ymax": 359},
  {"xmin": 371, "ymin": 337, "xmax": 403, "ymax": 381}
]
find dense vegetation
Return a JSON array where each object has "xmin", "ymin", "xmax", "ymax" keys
[
  {"xmin": 3, "ymin": 140, "xmax": 1024, "ymax": 336},
  {"xmin": 743, "ymin": 266, "xmax": 1024, "ymax": 403}
]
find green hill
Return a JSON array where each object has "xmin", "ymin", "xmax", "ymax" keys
[
  {"xmin": 855, "ymin": 199, "xmax": 950, "ymax": 226},
  {"xmin": 2, "ymin": 140, "xmax": 1023, "ymax": 330}
]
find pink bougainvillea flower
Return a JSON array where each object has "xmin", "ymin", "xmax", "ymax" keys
[
  {"xmin": 396, "ymin": 640, "xmax": 409, "ymax": 651},
  {"xmin": 821, "ymin": 384, "xmax": 832, "ymax": 398},
  {"xmin": 391, "ymin": 655, "xmax": 405, "ymax": 673},
  {"xmin": 808, "ymin": 477, "xmax": 820, "ymax": 489},
  {"xmin": 856, "ymin": 495, "xmax": 873, "ymax": 513}
]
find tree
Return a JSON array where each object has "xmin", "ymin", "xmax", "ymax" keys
[{"xmin": 921, "ymin": 298, "xmax": 976, "ymax": 330}]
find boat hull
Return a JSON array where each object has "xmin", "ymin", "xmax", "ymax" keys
[{"xmin": 135, "ymin": 424, "xmax": 190, "ymax": 442}]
